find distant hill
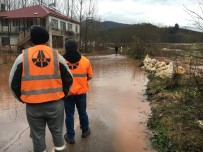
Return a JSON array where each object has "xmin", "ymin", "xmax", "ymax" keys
[
  {"xmin": 82, "ymin": 20, "xmax": 131, "ymax": 31},
  {"xmin": 97, "ymin": 21, "xmax": 131, "ymax": 31},
  {"xmin": 83, "ymin": 19, "xmax": 202, "ymax": 33},
  {"xmin": 81, "ymin": 20, "xmax": 203, "ymax": 44},
  {"xmin": 180, "ymin": 26, "xmax": 202, "ymax": 32}
]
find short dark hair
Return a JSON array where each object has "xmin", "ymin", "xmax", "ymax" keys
[
  {"xmin": 65, "ymin": 39, "xmax": 78, "ymax": 52},
  {"xmin": 30, "ymin": 26, "xmax": 49, "ymax": 45}
]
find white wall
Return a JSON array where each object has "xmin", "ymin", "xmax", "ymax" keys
[
  {"xmin": 48, "ymin": 15, "xmax": 80, "ymax": 34},
  {"xmin": 10, "ymin": 34, "xmax": 18, "ymax": 45}
]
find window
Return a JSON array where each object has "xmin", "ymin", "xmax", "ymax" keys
[
  {"xmin": 27, "ymin": 19, "xmax": 33, "ymax": 28},
  {"xmin": 51, "ymin": 19, "xmax": 58, "ymax": 29},
  {"xmin": 1, "ymin": 37, "xmax": 10, "ymax": 46},
  {"xmin": 2, "ymin": 19, "xmax": 8, "ymax": 26},
  {"xmin": 75, "ymin": 25, "xmax": 78, "ymax": 33},
  {"xmin": 68, "ymin": 23, "xmax": 72, "ymax": 31},
  {"xmin": 60, "ymin": 21, "xmax": 66, "ymax": 31},
  {"xmin": 13, "ymin": 19, "xmax": 19, "ymax": 27}
]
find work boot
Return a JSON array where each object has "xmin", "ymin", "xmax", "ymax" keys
[
  {"xmin": 81, "ymin": 127, "xmax": 91, "ymax": 138},
  {"xmin": 64, "ymin": 133, "xmax": 75, "ymax": 144}
]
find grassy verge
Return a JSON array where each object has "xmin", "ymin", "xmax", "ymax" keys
[{"xmin": 146, "ymin": 73, "xmax": 203, "ymax": 152}]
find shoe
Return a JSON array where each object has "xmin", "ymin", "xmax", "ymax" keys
[
  {"xmin": 64, "ymin": 133, "xmax": 75, "ymax": 144},
  {"xmin": 81, "ymin": 127, "xmax": 91, "ymax": 138},
  {"xmin": 54, "ymin": 147, "xmax": 68, "ymax": 152}
]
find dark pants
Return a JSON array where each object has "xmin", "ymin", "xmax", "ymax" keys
[
  {"xmin": 64, "ymin": 94, "xmax": 89, "ymax": 139},
  {"xmin": 26, "ymin": 99, "xmax": 65, "ymax": 152}
]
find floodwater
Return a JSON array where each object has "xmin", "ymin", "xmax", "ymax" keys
[{"xmin": 0, "ymin": 53, "xmax": 155, "ymax": 152}]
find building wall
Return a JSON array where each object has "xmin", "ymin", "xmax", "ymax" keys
[
  {"xmin": 10, "ymin": 34, "xmax": 18, "ymax": 45},
  {"xmin": 48, "ymin": 15, "xmax": 79, "ymax": 34},
  {"xmin": 0, "ymin": 16, "xmax": 80, "ymax": 49},
  {"xmin": 48, "ymin": 15, "xmax": 80, "ymax": 48}
]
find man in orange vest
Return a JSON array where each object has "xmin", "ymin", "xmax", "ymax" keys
[
  {"xmin": 9, "ymin": 26, "xmax": 73, "ymax": 152},
  {"xmin": 63, "ymin": 39, "xmax": 93, "ymax": 144}
]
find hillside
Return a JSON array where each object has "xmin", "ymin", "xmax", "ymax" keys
[
  {"xmin": 83, "ymin": 20, "xmax": 203, "ymax": 44},
  {"xmin": 82, "ymin": 20, "xmax": 131, "ymax": 31},
  {"xmin": 80, "ymin": 20, "xmax": 203, "ymax": 45}
]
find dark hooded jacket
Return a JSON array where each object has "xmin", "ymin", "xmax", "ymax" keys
[{"xmin": 63, "ymin": 39, "xmax": 81, "ymax": 63}]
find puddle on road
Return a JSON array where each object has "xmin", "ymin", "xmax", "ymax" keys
[
  {"xmin": 0, "ymin": 62, "xmax": 28, "ymax": 151},
  {"xmin": 87, "ymin": 54, "xmax": 155, "ymax": 152}
]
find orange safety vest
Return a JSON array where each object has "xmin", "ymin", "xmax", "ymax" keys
[
  {"xmin": 21, "ymin": 45, "xmax": 64, "ymax": 103},
  {"xmin": 66, "ymin": 56, "xmax": 92, "ymax": 95}
]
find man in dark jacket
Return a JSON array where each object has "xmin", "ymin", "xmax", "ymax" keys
[
  {"xmin": 115, "ymin": 45, "xmax": 118, "ymax": 55},
  {"xmin": 63, "ymin": 39, "xmax": 92, "ymax": 144},
  {"xmin": 9, "ymin": 26, "xmax": 73, "ymax": 152}
]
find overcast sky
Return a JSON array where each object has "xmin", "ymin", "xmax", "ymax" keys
[{"xmin": 96, "ymin": 0, "xmax": 201, "ymax": 28}]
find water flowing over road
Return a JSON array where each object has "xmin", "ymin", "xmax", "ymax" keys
[{"xmin": 0, "ymin": 53, "xmax": 155, "ymax": 152}]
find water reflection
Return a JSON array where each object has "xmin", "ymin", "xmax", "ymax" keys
[
  {"xmin": 87, "ymin": 54, "xmax": 154, "ymax": 152},
  {"xmin": 0, "ymin": 59, "xmax": 28, "ymax": 151}
]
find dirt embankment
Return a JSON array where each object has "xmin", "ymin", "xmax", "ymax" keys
[{"xmin": 145, "ymin": 56, "xmax": 203, "ymax": 152}]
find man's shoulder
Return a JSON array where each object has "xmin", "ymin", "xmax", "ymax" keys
[
  {"xmin": 81, "ymin": 55, "xmax": 89, "ymax": 60},
  {"xmin": 81, "ymin": 56, "xmax": 91, "ymax": 63}
]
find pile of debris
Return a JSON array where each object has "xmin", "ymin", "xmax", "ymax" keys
[{"xmin": 141, "ymin": 55, "xmax": 185, "ymax": 79}]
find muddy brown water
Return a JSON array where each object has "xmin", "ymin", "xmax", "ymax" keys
[{"xmin": 0, "ymin": 54, "xmax": 155, "ymax": 152}]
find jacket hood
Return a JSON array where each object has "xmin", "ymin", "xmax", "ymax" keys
[{"xmin": 63, "ymin": 51, "xmax": 81, "ymax": 63}]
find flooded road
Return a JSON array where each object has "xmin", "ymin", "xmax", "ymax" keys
[{"xmin": 0, "ymin": 54, "xmax": 155, "ymax": 152}]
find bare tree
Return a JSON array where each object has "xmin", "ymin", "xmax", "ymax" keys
[{"xmin": 184, "ymin": 0, "xmax": 203, "ymax": 31}]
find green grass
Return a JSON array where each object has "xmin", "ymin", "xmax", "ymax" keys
[{"xmin": 146, "ymin": 73, "xmax": 203, "ymax": 152}]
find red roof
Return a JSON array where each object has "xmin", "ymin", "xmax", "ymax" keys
[{"xmin": 0, "ymin": 5, "xmax": 79, "ymax": 24}]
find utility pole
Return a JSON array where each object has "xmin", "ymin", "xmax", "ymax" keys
[
  {"xmin": 67, "ymin": 0, "xmax": 70, "ymax": 17},
  {"xmin": 71, "ymin": 0, "xmax": 73, "ymax": 18},
  {"xmin": 84, "ymin": 17, "xmax": 93, "ymax": 52},
  {"xmin": 79, "ymin": 0, "xmax": 83, "ymax": 49},
  {"xmin": 85, "ymin": 18, "xmax": 88, "ymax": 52}
]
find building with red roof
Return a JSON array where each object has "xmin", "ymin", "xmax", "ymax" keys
[{"xmin": 0, "ymin": 5, "xmax": 80, "ymax": 52}]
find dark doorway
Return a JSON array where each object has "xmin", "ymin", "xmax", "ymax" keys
[{"xmin": 52, "ymin": 35, "xmax": 63, "ymax": 48}]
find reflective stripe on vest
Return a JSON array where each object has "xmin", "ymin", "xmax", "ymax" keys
[
  {"xmin": 21, "ymin": 88, "xmax": 63, "ymax": 95},
  {"xmin": 72, "ymin": 73, "xmax": 87, "ymax": 77}
]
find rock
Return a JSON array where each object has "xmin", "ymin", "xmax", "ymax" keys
[
  {"xmin": 142, "ymin": 55, "xmax": 186, "ymax": 79},
  {"xmin": 143, "ymin": 54, "xmax": 152, "ymax": 67},
  {"xmin": 155, "ymin": 70, "xmax": 168, "ymax": 78},
  {"xmin": 177, "ymin": 66, "xmax": 185, "ymax": 74},
  {"xmin": 151, "ymin": 59, "xmax": 157, "ymax": 65},
  {"xmin": 150, "ymin": 67, "xmax": 156, "ymax": 72},
  {"xmin": 166, "ymin": 61, "xmax": 177, "ymax": 78},
  {"xmin": 197, "ymin": 120, "xmax": 203, "ymax": 129},
  {"xmin": 155, "ymin": 62, "xmax": 177, "ymax": 78},
  {"xmin": 155, "ymin": 61, "xmax": 166, "ymax": 69},
  {"xmin": 141, "ymin": 66, "xmax": 145, "ymax": 70},
  {"xmin": 156, "ymin": 65, "xmax": 168, "ymax": 73}
]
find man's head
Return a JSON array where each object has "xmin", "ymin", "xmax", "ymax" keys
[
  {"xmin": 30, "ymin": 26, "xmax": 49, "ymax": 45},
  {"xmin": 65, "ymin": 39, "xmax": 78, "ymax": 53}
]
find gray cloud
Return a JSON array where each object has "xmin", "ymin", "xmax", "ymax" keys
[{"xmin": 98, "ymin": 0, "xmax": 199, "ymax": 26}]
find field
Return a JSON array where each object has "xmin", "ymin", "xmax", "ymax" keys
[{"xmin": 141, "ymin": 43, "xmax": 203, "ymax": 152}]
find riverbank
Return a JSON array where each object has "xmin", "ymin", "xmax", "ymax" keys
[{"xmin": 145, "ymin": 56, "xmax": 203, "ymax": 151}]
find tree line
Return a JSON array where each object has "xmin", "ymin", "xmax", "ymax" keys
[{"xmin": 90, "ymin": 23, "xmax": 203, "ymax": 46}]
